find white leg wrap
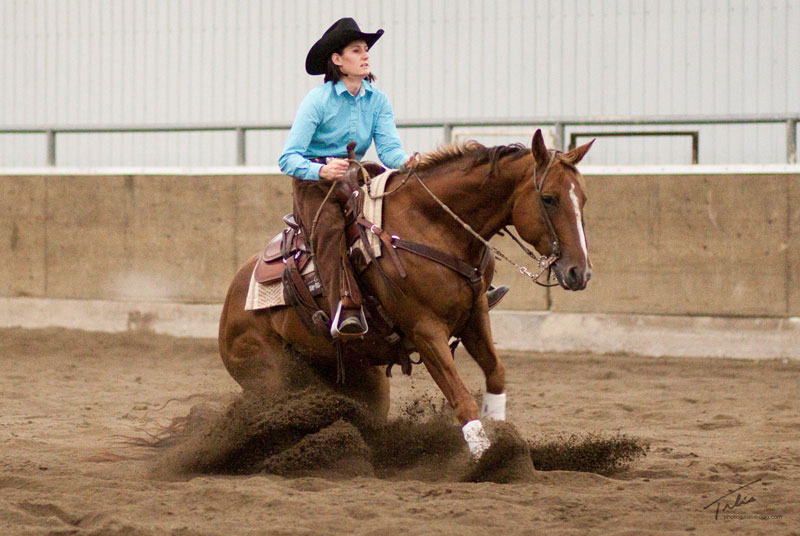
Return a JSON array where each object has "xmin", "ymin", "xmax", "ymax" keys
[
  {"xmin": 481, "ymin": 392, "xmax": 506, "ymax": 421},
  {"xmin": 462, "ymin": 419, "xmax": 491, "ymax": 458}
]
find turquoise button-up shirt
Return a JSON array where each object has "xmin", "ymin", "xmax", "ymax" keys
[{"xmin": 279, "ymin": 80, "xmax": 408, "ymax": 181}]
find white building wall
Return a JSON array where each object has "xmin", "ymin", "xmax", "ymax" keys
[{"xmin": 1, "ymin": 0, "xmax": 798, "ymax": 167}]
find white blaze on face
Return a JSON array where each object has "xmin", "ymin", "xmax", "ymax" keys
[{"xmin": 569, "ymin": 183, "xmax": 589, "ymax": 265}]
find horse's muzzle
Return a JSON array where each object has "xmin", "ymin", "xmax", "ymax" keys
[{"xmin": 554, "ymin": 263, "xmax": 592, "ymax": 291}]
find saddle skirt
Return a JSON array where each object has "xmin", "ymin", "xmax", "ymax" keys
[{"xmin": 244, "ymin": 224, "xmax": 321, "ymax": 311}]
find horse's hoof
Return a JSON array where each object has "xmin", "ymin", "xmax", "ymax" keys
[
  {"xmin": 462, "ymin": 420, "xmax": 491, "ymax": 458},
  {"xmin": 463, "ymin": 421, "xmax": 536, "ymax": 483}
]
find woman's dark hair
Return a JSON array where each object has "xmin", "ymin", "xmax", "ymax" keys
[{"xmin": 324, "ymin": 45, "xmax": 376, "ymax": 84}]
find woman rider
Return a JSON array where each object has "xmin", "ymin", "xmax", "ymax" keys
[{"xmin": 280, "ymin": 18, "xmax": 508, "ymax": 339}]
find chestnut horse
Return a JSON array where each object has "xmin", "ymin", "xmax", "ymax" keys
[{"xmin": 219, "ymin": 130, "xmax": 593, "ymax": 457}]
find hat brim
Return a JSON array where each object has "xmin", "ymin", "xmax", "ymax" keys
[{"xmin": 305, "ymin": 29, "xmax": 384, "ymax": 75}]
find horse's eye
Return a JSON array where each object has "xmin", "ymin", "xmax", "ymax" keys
[{"xmin": 542, "ymin": 195, "xmax": 557, "ymax": 207}]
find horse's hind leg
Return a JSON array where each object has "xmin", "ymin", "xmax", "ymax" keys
[
  {"xmin": 459, "ymin": 304, "xmax": 507, "ymax": 420},
  {"xmin": 219, "ymin": 285, "xmax": 290, "ymax": 393},
  {"xmin": 222, "ymin": 323, "xmax": 288, "ymax": 393}
]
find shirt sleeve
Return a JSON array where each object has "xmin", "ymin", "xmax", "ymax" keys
[
  {"xmin": 372, "ymin": 93, "xmax": 409, "ymax": 169},
  {"xmin": 279, "ymin": 91, "xmax": 325, "ymax": 181}
]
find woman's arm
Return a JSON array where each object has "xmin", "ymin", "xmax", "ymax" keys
[
  {"xmin": 279, "ymin": 92, "xmax": 325, "ymax": 180},
  {"xmin": 372, "ymin": 93, "xmax": 409, "ymax": 169}
]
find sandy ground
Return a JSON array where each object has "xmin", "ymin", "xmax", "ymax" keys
[{"xmin": 1, "ymin": 327, "xmax": 798, "ymax": 536}]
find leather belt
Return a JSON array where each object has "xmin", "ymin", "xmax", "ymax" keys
[{"xmin": 309, "ymin": 156, "xmax": 345, "ymax": 165}]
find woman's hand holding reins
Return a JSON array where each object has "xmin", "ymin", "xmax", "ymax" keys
[{"xmin": 319, "ymin": 158, "xmax": 349, "ymax": 181}]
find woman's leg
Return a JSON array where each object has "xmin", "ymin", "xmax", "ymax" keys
[{"xmin": 291, "ymin": 178, "xmax": 366, "ymax": 336}]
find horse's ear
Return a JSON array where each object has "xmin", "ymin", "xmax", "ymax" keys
[
  {"xmin": 531, "ymin": 129, "xmax": 549, "ymax": 169},
  {"xmin": 564, "ymin": 139, "xmax": 595, "ymax": 165}
]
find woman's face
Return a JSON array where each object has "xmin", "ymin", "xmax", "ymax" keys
[{"xmin": 332, "ymin": 40, "xmax": 370, "ymax": 78}]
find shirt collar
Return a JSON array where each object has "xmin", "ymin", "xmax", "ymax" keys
[{"xmin": 333, "ymin": 79, "xmax": 373, "ymax": 97}]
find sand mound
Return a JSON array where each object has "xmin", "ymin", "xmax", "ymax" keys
[
  {"xmin": 465, "ymin": 421, "xmax": 537, "ymax": 483},
  {"xmin": 529, "ymin": 432, "xmax": 650, "ymax": 474},
  {"xmin": 147, "ymin": 388, "xmax": 647, "ymax": 483},
  {"xmin": 151, "ymin": 388, "xmax": 370, "ymax": 477}
]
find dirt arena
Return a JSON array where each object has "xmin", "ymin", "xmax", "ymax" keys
[{"xmin": 1, "ymin": 327, "xmax": 798, "ymax": 535}]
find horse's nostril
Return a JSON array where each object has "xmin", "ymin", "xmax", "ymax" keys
[{"xmin": 568, "ymin": 266, "xmax": 580, "ymax": 283}]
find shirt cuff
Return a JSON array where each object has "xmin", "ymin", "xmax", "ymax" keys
[
  {"xmin": 306, "ymin": 162, "xmax": 324, "ymax": 181},
  {"xmin": 387, "ymin": 152, "xmax": 409, "ymax": 170}
]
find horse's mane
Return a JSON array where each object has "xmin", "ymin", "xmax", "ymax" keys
[
  {"xmin": 409, "ymin": 141, "xmax": 529, "ymax": 176},
  {"xmin": 408, "ymin": 140, "xmax": 586, "ymax": 190}
]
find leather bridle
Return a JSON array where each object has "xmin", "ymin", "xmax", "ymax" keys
[
  {"xmin": 503, "ymin": 149, "xmax": 562, "ymax": 287},
  {"xmin": 534, "ymin": 150, "xmax": 561, "ymax": 259}
]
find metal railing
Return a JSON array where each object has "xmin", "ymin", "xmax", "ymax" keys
[
  {"xmin": 1, "ymin": 114, "xmax": 797, "ymax": 166},
  {"xmin": 569, "ymin": 130, "xmax": 700, "ymax": 164}
]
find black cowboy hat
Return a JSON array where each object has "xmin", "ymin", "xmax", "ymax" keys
[{"xmin": 305, "ymin": 18, "xmax": 384, "ymax": 75}]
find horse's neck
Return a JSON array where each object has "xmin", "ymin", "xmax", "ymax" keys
[{"xmin": 421, "ymin": 156, "xmax": 525, "ymax": 240}]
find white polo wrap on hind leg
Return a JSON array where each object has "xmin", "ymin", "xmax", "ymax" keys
[
  {"xmin": 462, "ymin": 420, "xmax": 491, "ymax": 458},
  {"xmin": 481, "ymin": 392, "xmax": 506, "ymax": 421}
]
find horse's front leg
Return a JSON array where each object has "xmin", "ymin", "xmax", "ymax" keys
[
  {"xmin": 460, "ymin": 300, "xmax": 507, "ymax": 421},
  {"xmin": 411, "ymin": 322, "xmax": 491, "ymax": 458}
]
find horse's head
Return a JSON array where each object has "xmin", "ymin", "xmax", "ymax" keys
[{"xmin": 511, "ymin": 130, "xmax": 594, "ymax": 291}]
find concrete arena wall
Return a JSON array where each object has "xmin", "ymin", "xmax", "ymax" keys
[
  {"xmin": 557, "ymin": 171, "xmax": 800, "ymax": 317},
  {"xmin": 1, "ymin": 171, "xmax": 798, "ymax": 317}
]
